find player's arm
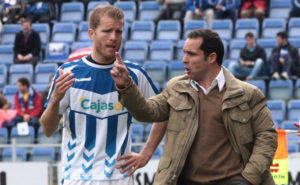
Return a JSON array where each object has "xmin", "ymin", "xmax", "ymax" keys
[
  {"xmin": 117, "ymin": 121, "xmax": 167, "ymax": 176},
  {"xmin": 40, "ymin": 69, "xmax": 75, "ymax": 137}
]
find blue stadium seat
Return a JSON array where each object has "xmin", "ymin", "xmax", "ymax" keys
[
  {"xmin": 37, "ymin": 126, "xmax": 61, "ymax": 144},
  {"xmin": 44, "ymin": 42, "xmax": 69, "ymax": 63},
  {"xmin": 1, "ymin": 24, "xmax": 22, "ymax": 44},
  {"xmin": 223, "ymin": 59, "xmax": 236, "ymax": 69},
  {"xmin": 245, "ymin": 80, "xmax": 266, "ymax": 96},
  {"xmin": 2, "ymin": 148, "xmax": 27, "ymax": 161},
  {"xmin": 211, "ymin": 19, "xmax": 233, "ymax": 41},
  {"xmin": 222, "ymin": 40, "xmax": 228, "ymax": 59},
  {"xmin": 150, "ymin": 41, "xmax": 174, "ymax": 62},
  {"xmin": 281, "ymin": 120, "xmax": 299, "ymax": 143},
  {"xmin": 32, "ymin": 83, "xmax": 49, "ymax": 94},
  {"xmin": 152, "ymin": 146, "xmax": 163, "ymax": 159},
  {"xmin": 123, "ymin": 41, "xmax": 148, "ymax": 64},
  {"xmin": 0, "ymin": 64, "xmax": 7, "ymax": 89},
  {"xmin": 123, "ymin": 23, "xmax": 129, "ymax": 42},
  {"xmin": 0, "ymin": 44, "xmax": 14, "ymax": 68},
  {"xmin": 30, "ymin": 147, "xmax": 56, "ymax": 162},
  {"xmin": 86, "ymin": 1, "xmax": 110, "ymax": 19},
  {"xmin": 71, "ymin": 41, "xmax": 93, "ymax": 52},
  {"xmin": 131, "ymin": 123, "xmax": 144, "ymax": 142},
  {"xmin": 288, "ymin": 18, "xmax": 300, "ymax": 38},
  {"xmin": 3, "ymin": 84, "xmax": 18, "ymax": 106},
  {"xmin": 269, "ymin": 0, "xmax": 291, "ymax": 19},
  {"xmin": 257, "ymin": 39, "xmax": 277, "ymax": 60},
  {"xmin": 139, "ymin": 1, "xmax": 160, "ymax": 21},
  {"xmin": 156, "ymin": 20, "xmax": 181, "ymax": 42},
  {"xmin": 184, "ymin": 20, "xmax": 207, "ymax": 39},
  {"xmin": 0, "ymin": 127, "xmax": 8, "ymax": 144},
  {"xmin": 32, "ymin": 23, "xmax": 50, "ymax": 48},
  {"xmin": 235, "ymin": 19, "xmax": 259, "ymax": 39},
  {"xmin": 35, "ymin": 63, "xmax": 58, "ymax": 84},
  {"xmin": 144, "ymin": 61, "xmax": 167, "ymax": 85},
  {"xmin": 176, "ymin": 40, "xmax": 185, "ymax": 60},
  {"xmin": 114, "ymin": 1, "xmax": 136, "ymax": 24},
  {"xmin": 288, "ymin": 38, "xmax": 300, "ymax": 54},
  {"xmin": 168, "ymin": 61, "xmax": 185, "ymax": 80},
  {"xmin": 268, "ymin": 80, "xmax": 293, "ymax": 101},
  {"xmin": 51, "ymin": 22, "xmax": 76, "ymax": 45},
  {"xmin": 10, "ymin": 125, "xmax": 35, "ymax": 144},
  {"xmin": 288, "ymin": 100, "xmax": 300, "ymax": 122},
  {"xmin": 78, "ymin": 21, "xmax": 91, "ymax": 42},
  {"xmin": 266, "ymin": 100, "xmax": 286, "ymax": 124},
  {"xmin": 295, "ymin": 79, "xmax": 300, "ymax": 99},
  {"xmin": 288, "ymin": 144, "xmax": 299, "ymax": 154},
  {"xmin": 9, "ymin": 64, "xmax": 33, "ymax": 85},
  {"xmin": 145, "ymin": 123, "xmax": 152, "ymax": 140},
  {"xmin": 229, "ymin": 39, "xmax": 246, "ymax": 60},
  {"xmin": 60, "ymin": 2, "xmax": 84, "ymax": 25},
  {"xmin": 262, "ymin": 18, "xmax": 286, "ymax": 38},
  {"xmin": 130, "ymin": 20, "xmax": 155, "ymax": 43}
]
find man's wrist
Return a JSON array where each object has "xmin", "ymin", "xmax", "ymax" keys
[{"xmin": 116, "ymin": 77, "xmax": 133, "ymax": 91}]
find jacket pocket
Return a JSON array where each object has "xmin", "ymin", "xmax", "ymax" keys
[
  {"xmin": 167, "ymin": 96, "xmax": 192, "ymax": 132},
  {"xmin": 155, "ymin": 158, "xmax": 172, "ymax": 182}
]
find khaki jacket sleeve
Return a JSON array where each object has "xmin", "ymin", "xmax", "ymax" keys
[
  {"xmin": 242, "ymin": 88, "xmax": 278, "ymax": 185},
  {"xmin": 119, "ymin": 82, "xmax": 170, "ymax": 122}
]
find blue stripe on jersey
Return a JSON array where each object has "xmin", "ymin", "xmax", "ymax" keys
[
  {"xmin": 69, "ymin": 110, "xmax": 76, "ymax": 139},
  {"xmin": 85, "ymin": 115, "xmax": 96, "ymax": 151},
  {"xmin": 106, "ymin": 115, "xmax": 118, "ymax": 157},
  {"xmin": 121, "ymin": 113, "xmax": 132, "ymax": 155},
  {"xmin": 125, "ymin": 62, "xmax": 160, "ymax": 94}
]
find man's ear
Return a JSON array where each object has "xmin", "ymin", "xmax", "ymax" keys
[
  {"xmin": 88, "ymin": 29, "xmax": 94, "ymax": 40},
  {"xmin": 208, "ymin": 52, "xmax": 217, "ymax": 64}
]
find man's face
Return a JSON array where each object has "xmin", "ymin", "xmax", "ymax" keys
[
  {"xmin": 17, "ymin": 82, "xmax": 28, "ymax": 94},
  {"xmin": 277, "ymin": 36, "xmax": 287, "ymax": 46},
  {"xmin": 22, "ymin": 22, "xmax": 31, "ymax": 35},
  {"xmin": 182, "ymin": 37, "xmax": 212, "ymax": 82},
  {"xmin": 246, "ymin": 36, "xmax": 255, "ymax": 47},
  {"xmin": 88, "ymin": 15, "xmax": 123, "ymax": 63}
]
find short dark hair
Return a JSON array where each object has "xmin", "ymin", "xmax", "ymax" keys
[
  {"xmin": 187, "ymin": 29, "xmax": 224, "ymax": 66},
  {"xmin": 277, "ymin": 31, "xmax": 288, "ymax": 39},
  {"xmin": 245, "ymin": 32, "xmax": 254, "ymax": 38},
  {"xmin": 21, "ymin": 18, "xmax": 32, "ymax": 25},
  {"xmin": 18, "ymin": 77, "xmax": 30, "ymax": 88}
]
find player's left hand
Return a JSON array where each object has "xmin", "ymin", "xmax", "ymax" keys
[{"xmin": 116, "ymin": 152, "xmax": 151, "ymax": 176}]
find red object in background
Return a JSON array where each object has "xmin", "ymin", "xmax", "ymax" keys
[{"xmin": 67, "ymin": 47, "xmax": 92, "ymax": 62}]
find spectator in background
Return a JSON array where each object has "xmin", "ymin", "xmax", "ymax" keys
[
  {"xmin": 290, "ymin": 0, "xmax": 300, "ymax": 17},
  {"xmin": 184, "ymin": 0, "xmax": 241, "ymax": 27},
  {"xmin": 1, "ymin": 0, "xmax": 25, "ymax": 24},
  {"xmin": 0, "ymin": 94, "xmax": 11, "ymax": 110},
  {"xmin": 270, "ymin": 31, "xmax": 299, "ymax": 80},
  {"xmin": 14, "ymin": 77, "xmax": 42, "ymax": 132},
  {"xmin": 27, "ymin": 0, "xmax": 56, "ymax": 24},
  {"xmin": 14, "ymin": 19, "xmax": 41, "ymax": 67},
  {"xmin": 154, "ymin": 0, "xmax": 186, "ymax": 24},
  {"xmin": 228, "ymin": 32, "xmax": 266, "ymax": 80},
  {"xmin": 240, "ymin": 0, "xmax": 267, "ymax": 23}
]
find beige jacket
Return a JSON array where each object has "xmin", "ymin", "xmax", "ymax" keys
[{"xmin": 119, "ymin": 67, "xmax": 277, "ymax": 185}]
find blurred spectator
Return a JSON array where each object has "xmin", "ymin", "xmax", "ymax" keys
[
  {"xmin": 13, "ymin": 77, "xmax": 42, "ymax": 131},
  {"xmin": 0, "ymin": 94, "xmax": 11, "ymax": 110},
  {"xmin": 1, "ymin": 0, "xmax": 25, "ymax": 24},
  {"xmin": 270, "ymin": 32, "xmax": 299, "ymax": 80},
  {"xmin": 154, "ymin": 0, "xmax": 186, "ymax": 24},
  {"xmin": 290, "ymin": 0, "xmax": 300, "ymax": 17},
  {"xmin": 228, "ymin": 32, "xmax": 266, "ymax": 80},
  {"xmin": 13, "ymin": 19, "xmax": 41, "ymax": 67},
  {"xmin": 185, "ymin": 0, "xmax": 241, "ymax": 25},
  {"xmin": 27, "ymin": 0, "xmax": 56, "ymax": 24},
  {"xmin": 240, "ymin": 0, "xmax": 267, "ymax": 23}
]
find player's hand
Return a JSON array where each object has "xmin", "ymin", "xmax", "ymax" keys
[
  {"xmin": 279, "ymin": 57, "xmax": 285, "ymax": 64},
  {"xmin": 23, "ymin": 114, "xmax": 30, "ymax": 122},
  {"xmin": 110, "ymin": 52, "xmax": 131, "ymax": 89},
  {"xmin": 294, "ymin": 122, "xmax": 300, "ymax": 136},
  {"xmin": 116, "ymin": 152, "xmax": 151, "ymax": 176},
  {"xmin": 51, "ymin": 69, "xmax": 75, "ymax": 103}
]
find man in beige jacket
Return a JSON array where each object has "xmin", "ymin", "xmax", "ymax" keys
[{"xmin": 111, "ymin": 29, "xmax": 277, "ymax": 185}]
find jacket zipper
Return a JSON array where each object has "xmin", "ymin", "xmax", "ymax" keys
[{"xmin": 170, "ymin": 110, "xmax": 195, "ymax": 183}]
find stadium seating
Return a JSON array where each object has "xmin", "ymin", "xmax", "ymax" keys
[
  {"xmin": 287, "ymin": 100, "xmax": 300, "ymax": 121},
  {"xmin": 44, "ymin": 42, "xmax": 69, "ymax": 63},
  {"xmin": 295, "ymin": 79, "xmax": 300, "ymax": 99},
  {"xmin": 9, "ymin": 64, "xmax": 33, "ymax": 85},
  {"xmin": 281, "ymin": 120, "xmax": 299, "ymax": 143},
  {"xmin": 35, "ymin": 63, "xmax": 58, "ymax": 84},
  {"xmin": 262, "ymin": 18, "xmax": 286, "ymax": 38},
  {"xmin": 268, "ymin": 80, "xmax": 293, "ymax": 101},
  {"xmin": 245, "ymin": 80, "xmax": 266, "ymax": 96},
  {"xmin": 3, "ymin": 84, "xmax": 18, "ymax": 106},
  {"xmin": 266, "ymin": 100, "xmax": 286, "ymax": 124},
  {"xmin": 176, "ymin": 40, "xmax": 185, "ymax": 61},
  {"xmin": 71, "ymin": 41, "xmax": 93, "ymax": 52},
  {"xmin": 156, "ymin": 20, "xmax": 181, "ymax": 42},
  {"xmin": 10, "ymin": 125, "xmax": 35, "ymax": 144},
  {"xmin": 32, "ymin": 83, "xmax": 49, "ymax": 94},
  {"xmin": 229, "ymin": 39, "xmax": 246, "ymax": 60},
  {"xmin": 0, "ymin": 127, "xmax": 8, "ymax": 144},
  {"xmin": 123, "ymin": 41, "xmax": 148, "ymax": 64},
  {"xmin": 2, "ymin": 148, "xmax": 27, "ymax": 161},
  {"xmin": 288, "ymin": 38, "xmax": 300, "ymax": 54},
  {"xmin": 288, "ymin": 144, "xmax": 299, "ymax": 154},
  {"xmin": 0, "ymin": 44, "xmax": 14, "ymax": 68},
  {"xmin": 37, "ymin": 126, "xmax": 61, "ymax": 144},
  {"xmin": 183, "ymin": 20, "xmax": 207, "ymax": 39},
  {"xmin": 1, "ymin": 24, "xmax": 21, "ymax": 45},
  {"xmin": 211, "ymin": 19, "xmax": 233, "ymax": 41},
  {"xmin": 152, "ymin": 146, "xmax": 163, "ymax": 159},
  {"xmin": 32, "ymin": 23, "xmax": 50, "ymax": 48},
  {"xmin": 114, "ymin": 1, "xmax": 136, "ymax": 24},
  {"xmin": 288, "ymin": 18, "xmax": 300, "ymax": 38},
  {"xmin": 78, "ymin": 21, "xmax": 90, "ymax": 42},
  {"xmin": 0, "ymin": 64, "xmax": 7, "ymax": 89},
  {"xmin": 138, "ymin": 1, "xmax": 160, "ymax": 21},
  {"xmin": 51, "ymin": 22, "xmax": 76, "ymax": 45},
  {"xmin": 144, "ymin": 61, "xmax": 167, "ymax": 85},
  {"xmin": 60, "ymin": 2, "xmax": 84, "ymax": 25},
  {"xmin": 235, "ymin": 19, "xmax": 259, "ymax": 39},
  {"xmin": 130, "ymin": 20, "xmax": 155, "ymax": 43},
  {"xmin": 167, "ymin": 61, "xmax": 185, "ymax": 80},
  {"xmin": 269, "ymin": 0, "xmax": 291, "ymax": 19},
  {"xmin": 150, "ymin": 41, "xmax": 174, "ymax": 62},
  {"xmin": 257, "ymin": 39, "xmax": 277, "ymax": 60},
  {"xmin": 131, "ymin": 123, "xmax": 144, "ymax": 142},
  {"xmin": 30, "ymin": 147, "xmax": 56, "ymax": 162}
]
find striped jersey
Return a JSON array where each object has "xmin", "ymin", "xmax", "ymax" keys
[{"xmin": 45, "ymin": 56, "xmax": 158, "ymax": 181}]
